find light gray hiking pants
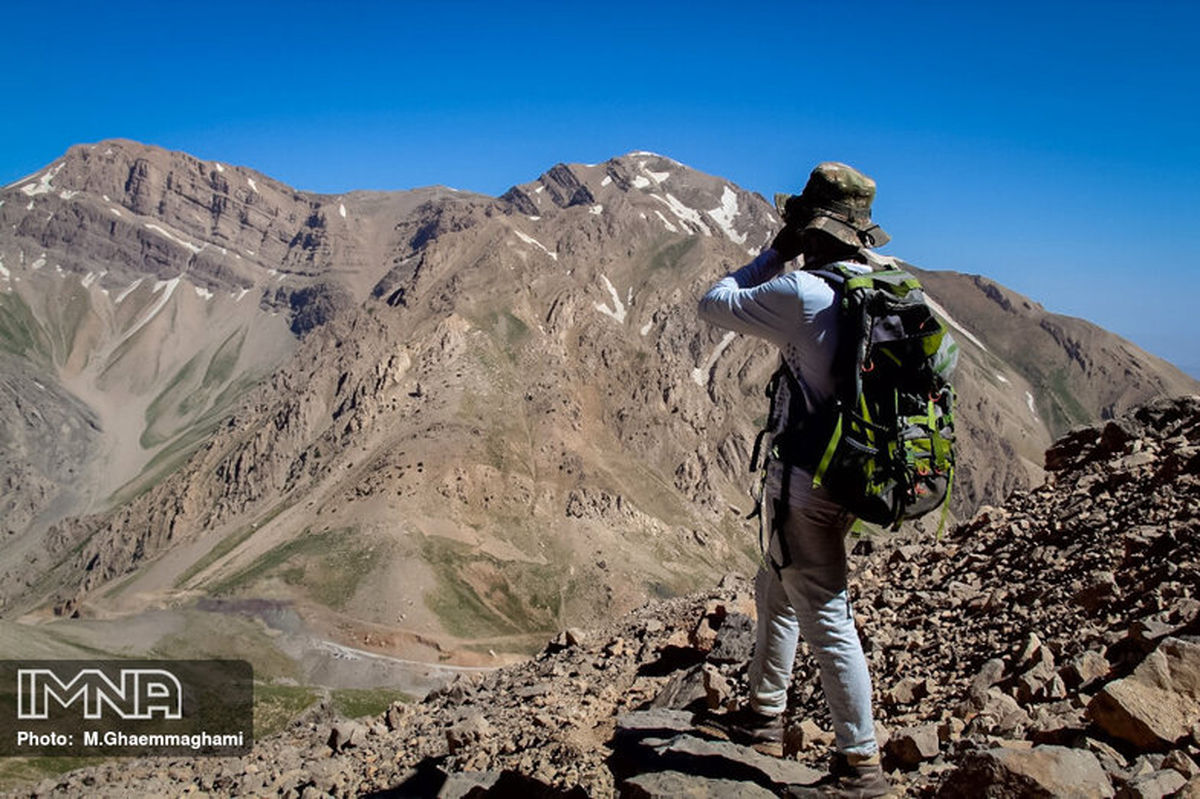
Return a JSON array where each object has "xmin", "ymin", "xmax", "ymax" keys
[{"xmin": 748, "ymin": 466, "xmax": 878, "ymax": 757}]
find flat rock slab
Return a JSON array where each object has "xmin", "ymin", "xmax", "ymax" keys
[
  {"xmin": 639, "ymin": 733, "xmax": 823, "ymax": 788},
  {"xmin": 615, "ymin": 709, "xmax": 698, "ymax": 736},
  {"xmin": 937, "ymin": 745, "xmax": 1114, "ymax": 798},
  {"xmin": 621, "ymin": 770, "xmax": 776, "ymax": 798}
]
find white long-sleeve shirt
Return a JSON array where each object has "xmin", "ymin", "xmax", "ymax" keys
[{"xmin": 698, "ymin": 248, "xmax": 871, "ymax": 423}]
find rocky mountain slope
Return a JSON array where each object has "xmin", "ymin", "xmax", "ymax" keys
[
  {"xmin": 11, "ymin": 395, "xmax": 1199, "ymax": 797},
  {"xmin": 0, "ymin": 140, "xmax": 1195, "ymax": 671}
]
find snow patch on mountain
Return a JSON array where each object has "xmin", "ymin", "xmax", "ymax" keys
[
  {"xmin": 121, "ymin": 277, "xmax": 180, "ymax": 342},
  {"xmin": 692, "ymin": 331, "xmax": 737, "ymax": 386},
  {"xmin": 634, "ymin": 159, "xmax": 670, "ymax": 184},
  {"xmin": 20, "ymin": 164, "xmax": 65, "ymax": 197},
  {"xmin": 707, "ymin": 186, "xmax": 746, "ymax": 245},
  {"xmin": 513, "ymin": 229, "xmax": 558, "ymax": 261},
  {"xmin": 115, "ymin": 278, "xmax": 144, "ymax": 303},
  {"xmin": 145, "ymin": 223, "xmax": 202, "ymax": 255},
  {"xmin": 651, "ymin": 194, "xmax": 712, "ymax": 236},
  {"xmin": 629, "ymin": 151, "xmax": 681, "ymax": 166},
  {"xmin": 595, "ymin": 274, "xmax": 627, "ymax": 324}
]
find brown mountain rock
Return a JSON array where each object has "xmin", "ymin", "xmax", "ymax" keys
[
  {"xmin": 1089, "ymin": 637, "xmax": 1200, "ymax": 751},
  {"xmin": 2, "ymin": 142, "xmax": 1200, "ymax": 797},
  {"xmin": 2, "ymin": 142, "xmax": 1195, "ymax": 653},
  {"xmin": 937, "ymin": 745, "xmax": 1115, "ymax": 798},
  {"xmin": 7, "ymin": 394, "xmax": 1199, "ymax": 796}
]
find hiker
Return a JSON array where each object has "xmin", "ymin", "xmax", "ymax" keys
[{"xmin": 696, "ymin": 163, "xmax": 900, "ymax": 798}]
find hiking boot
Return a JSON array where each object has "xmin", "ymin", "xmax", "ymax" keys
[
  {"xmin": 785, "ymin": 752, "xmax": 893, "ymax": 798},
  {"xmin": 693, "ymin": 707, "xmax": 784, "ymax": 757}
]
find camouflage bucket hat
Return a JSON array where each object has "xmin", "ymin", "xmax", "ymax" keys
[{"xmin": 775, "ymin": 162, "xmax": 890, "ymax": 249}]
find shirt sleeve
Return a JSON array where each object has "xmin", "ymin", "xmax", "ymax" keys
[{"xmin": 697, "ymin": 249, "xmax": 801, "ymax": 346}]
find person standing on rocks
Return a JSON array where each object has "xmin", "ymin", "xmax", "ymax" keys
[{"xmin": 696, "ymin": 163, "xmax": 896, "ymax": 798}]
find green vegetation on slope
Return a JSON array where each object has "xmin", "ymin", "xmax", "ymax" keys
[
  {"xmin": 203, "ymin": 328, "xmax": 246, "ymax": 389},
  {"xmin": 141, "ymin": 327, "xmax": 247, "ymax": 449},
  {"xmin": 253, "ymin": 682, "xmax": 321, "ymax": 738},
  {"xmin": 331, "ymin": 687, "xmax": 413, "ymax": 720},
  {"xmin": 208, "ymin": 527, "xmax": 385, "ymax": 611},
  {"xmin": 141, "ymin": 351, "xmax": 203, "ymax": 448},
  {"xmin": 648, "ymin": 236, "xmax": 699, "ymax": 273},
  {"xmin": 0, "ymin": 757, "xmax": 109, "ymax": 794},
  {"xmin": 173, "ymin": 504, "xmax": 289, "ymax": 589},
  {"xmin": 0, "ymin": 292, "xmax": 52, "ymax": 365},
  {"xmin": 419, "ymin": 533, "xmax": 564, "ymax": 639}
]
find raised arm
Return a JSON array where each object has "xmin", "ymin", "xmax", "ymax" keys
[{"xmin": 697, "ymin": 249, "xmax": 800, "ymax": 346}]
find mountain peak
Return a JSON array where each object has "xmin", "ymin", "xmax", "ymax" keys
[{"xmin": 494, "ymin": 151, "xmax": 774, "ymax": 254}]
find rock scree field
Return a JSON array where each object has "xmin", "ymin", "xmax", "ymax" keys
[{"xmin": 7, "ymin": 396, "xmax": 1197, "ymax": 797}]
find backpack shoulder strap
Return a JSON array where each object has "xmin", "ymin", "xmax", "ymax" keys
[{"xmin": 807, "ymin": 263, "xmax": 854, "ymax": 288}]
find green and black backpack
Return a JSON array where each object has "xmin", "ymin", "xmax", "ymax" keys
[{"xmin": 752, "ymin": 262, "xmax": 958, "ymax": 533}]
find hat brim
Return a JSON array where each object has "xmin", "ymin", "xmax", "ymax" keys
[
  {"xmin": 775, "ymin": 193, "xmax": 890, "ymax": 250},
  {"xmin": 803, "ymin": 214, "xmax": 891, "ymax": 250}
]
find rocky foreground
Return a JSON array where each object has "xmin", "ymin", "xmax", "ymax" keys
[{"xmin": 12, "ymin": 395, "xmax": 1200, "ymax": 798}]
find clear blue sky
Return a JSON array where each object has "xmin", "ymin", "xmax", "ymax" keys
[{"xmin": 4, "ymin": 1, "xmax": 1198, "ymax": 376}]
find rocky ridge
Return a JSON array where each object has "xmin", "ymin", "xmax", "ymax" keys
[
  {"xmin": 13, "ymin": 395, "xmax": 1200, "ymax": 797},
  {"xmin": 2, "ymin": 140, "xmax": 1197, "ymax": 672}
]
